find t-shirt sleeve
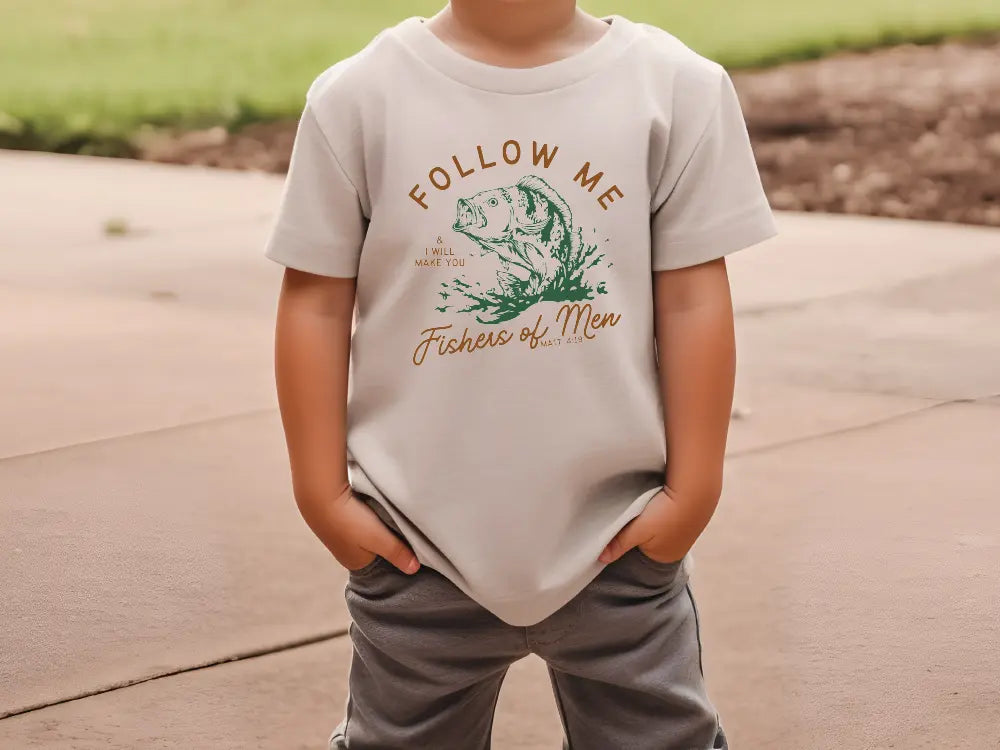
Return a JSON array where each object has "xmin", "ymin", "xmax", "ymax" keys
[
  {"xmin": 650, "ymin": 69, "xmax": 777, "ymax": 272},
  {"xmin": 262, "ymin": 102, "xmax": 367, "ymax": 278}
]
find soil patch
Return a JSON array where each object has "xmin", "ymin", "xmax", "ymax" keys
[
  {"xmin": 137, "ymin": 36, "xmax": 1000, "ymax": 227},
  {"xmin": 735, "ymin": 35, "xmax": 1000, "ymax": 226}
]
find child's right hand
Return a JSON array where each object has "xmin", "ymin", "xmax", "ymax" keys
[{"xmin": 301, "ymin": 485, "xmax": 421, "ymax": 575}]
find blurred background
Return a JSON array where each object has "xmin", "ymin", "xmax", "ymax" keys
[
  {"xmin": 4, "ymin": 0, "xmax": 1000, "ymax": 225},
  {"xmin": 1, "ymin": 2, "xmax": 998, "ymax": 748}
]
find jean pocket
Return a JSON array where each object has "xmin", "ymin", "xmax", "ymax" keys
[
  {"xmin": 604, "ymin": 547, "xmax": 689, "ymax": 597},
  {"xmin": 634, "ymin": 544, "xmax": 685, "ymax": 571},
  {"xmin": 347, "ymin": 555, "xmax": 388, "ymax": 577}
]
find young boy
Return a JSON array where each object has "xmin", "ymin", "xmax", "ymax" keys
[{"xmin": 265, "ymin": 1, "xmax": 776, "ymax": 747}]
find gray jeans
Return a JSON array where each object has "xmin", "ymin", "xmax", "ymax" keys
[{"xmin": 329, "ymin": 539, "xmax": 727, "ymax": 750}]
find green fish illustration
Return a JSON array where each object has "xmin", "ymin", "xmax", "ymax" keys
[
  {"xmin": 453, "ymin": 175, "xmax": 579, "ymax": 297},
  {"xmin": 446, "ymin": 175, "xmax": 606, "ymax": 324}
]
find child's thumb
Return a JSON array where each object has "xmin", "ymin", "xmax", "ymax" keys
[
  {"xmin": 376, "ymin": 535, "xmax": 420, "ymax": 574},
  {"xmin": 598, "ymin": 518, "xmax": 645, "ymax": 564}
]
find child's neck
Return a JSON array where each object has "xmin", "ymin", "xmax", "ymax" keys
[{"xmin": 428, "ymin": 0, "xmax": 608, "ymax": 68}]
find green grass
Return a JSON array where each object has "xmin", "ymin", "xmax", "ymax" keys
[{"xmin": 2, "ymin": 0, "xmax": 999, "ymax": 154}]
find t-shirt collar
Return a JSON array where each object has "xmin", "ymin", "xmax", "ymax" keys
[{"xmin": 391, "ymin": 14, "xmax": 637, "ymax": 95}]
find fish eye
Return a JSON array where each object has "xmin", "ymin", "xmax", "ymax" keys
[{"xmin": 487, "ymin": 197, "xmax": 498, "ymax": 207}]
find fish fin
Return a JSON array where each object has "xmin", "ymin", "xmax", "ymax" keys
[
  {"xmin": 517, "ymin": 218, "xmax": 549, "ymax": 235},
  {"xmin": 510, "ymin": 239, "xmax": 535, "ymax": 264},
  {"xmin": 567, "ymin": 226, "xmax": 584, "ymax": 266},
  {"xmin": 516, "ymin": 175, "xmax": 573, "ymax": 227},
  {"xmin": 496, "ymin": 270, "xmax": 520, "ymax": 296}
]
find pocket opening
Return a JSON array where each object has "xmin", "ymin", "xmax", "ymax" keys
[{"xmin": 348, "ymin": 555, "xmax": 387, "ymax": 577}]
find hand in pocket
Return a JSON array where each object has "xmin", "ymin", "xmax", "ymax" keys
[{"xmin": 299, "ymin": 486, "xmax": 421, "ymax": 574}]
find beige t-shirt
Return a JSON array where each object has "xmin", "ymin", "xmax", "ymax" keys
[{"xmin": 264, "ymin": 14, "xmax": 777, "ymax": 626}]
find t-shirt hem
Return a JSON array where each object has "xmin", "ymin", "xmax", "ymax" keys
[{"xmin": 652, "ymin": 202, "xmax": 778, "ymax": 271}]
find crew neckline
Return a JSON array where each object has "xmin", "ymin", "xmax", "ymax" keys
[{"xmin": 392, "ymin": 14, "xmax": 638, "ymax": 94}]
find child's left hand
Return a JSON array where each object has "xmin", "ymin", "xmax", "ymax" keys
[{"xmin": 598, "ymin": 487, "xmax": 713, "ymax": 565}]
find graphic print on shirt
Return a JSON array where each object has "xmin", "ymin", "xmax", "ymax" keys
[
  {"xmin": 440, "ymin": 175, "xmax": 608, "ymax": 324},
  {"xmin": 408, "ymin": 140, "xmax": 628, "ymax": 366}
]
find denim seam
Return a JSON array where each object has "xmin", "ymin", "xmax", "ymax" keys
[
  {"xmin": 547, "ymin": 667, "xmax": 575, "ymax": 750},
  {"xmin": 685, "ymin": 583, "xmax": 706, "ymax": 677},
  {"xmin": 340, "ymin": 621, "xmax": 358, "ymax": 746},
  {"xmin": 482, "ymin": 665, "xmax": 511, "ymax": 750}
]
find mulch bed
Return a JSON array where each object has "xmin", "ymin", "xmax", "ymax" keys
[{"xmin": 137, "ymin": 37, "xmax": 1000, "ymax": 227}]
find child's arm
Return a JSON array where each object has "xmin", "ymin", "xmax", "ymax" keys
[
  {"xmin": 274, "ymin": 267, "xmax": 420, "ymax": 574},
  {"xmin": 599, "ymin": 63, "xmax": 775, "ymax": 565},
  {"xmin": 599, "ymin": 257, "xmax": 735, "ymax": 564}
]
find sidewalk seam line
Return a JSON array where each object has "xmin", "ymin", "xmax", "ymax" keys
[
  {"xmin": 0, "ymin": 407, "xmax": 278, "ymax": 464},
  {"xmin": 0, "ymin": 627, "xmax": 350, "ymax": 721},
  {"xmin": 734, "ymin": 255, "xmax": 1000, "ymax": 318},
  {"xmin": 728, "ymin": 393, "xmax": 998, "ymax": 460}
]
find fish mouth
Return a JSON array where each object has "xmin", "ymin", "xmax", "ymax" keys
[{"xmin": 452, "ymin": 198, "xmax": 482, "ymax": 232}]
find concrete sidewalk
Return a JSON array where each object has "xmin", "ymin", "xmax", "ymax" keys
[{"xmin": 1, "ymin": 150, "xmax": 998, "ymax": 749}]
